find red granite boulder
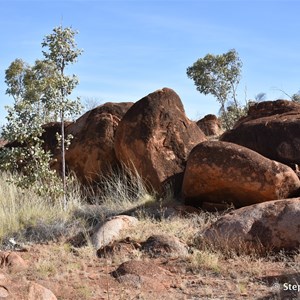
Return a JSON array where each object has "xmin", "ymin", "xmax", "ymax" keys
[
  {"xmin": 182, "ymin": 141, "xmax": 300, "ymax": 208},
  {"xmin": 201, "ymin": 198, "xmax": 300, "ymax": 252},
  {"xmin": 221, "ymin": 100, "xmax": 300, "ymax": 168},
  {"xmin": 114, "ymin": 88, "xmax": 206, "ymax": 193},
  {"xmin": 196, "ymin": 114, "xmax": 223, "ymax": 136},
  {"xmin": 54, "ymin": 102, "xmax": 133, "ymax": 184}
]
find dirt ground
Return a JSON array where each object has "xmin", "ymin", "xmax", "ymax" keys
[{"xmin": 1, "ymin": 240, "xmax": 300, "ymax": 300}]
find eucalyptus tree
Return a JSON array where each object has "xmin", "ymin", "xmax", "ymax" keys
[
  {"xmin": 1, "ymin": 26, "xmax": 83, "ymax": 204},
  {"xmin": 5, "ymin": 58, "xmax": 58, "ymax": 123},
  {"xmin": 2, "ymin": 58, "xmax": 59, "ymax": 195},
  {"xmin": 0, "ymin": 98, "xmax": 60, "ymax": 196},
  {"xmin": 42, "ymin": 26, "xmax": 83, "ymax": 207},
  {"xmin": 187, "ymin": 49, "xmax": 243, "ymax": 129}
]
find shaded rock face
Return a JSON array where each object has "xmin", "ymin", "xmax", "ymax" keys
[
  {"xmin": 114, "ymin": 88, "xmax": 206, "ymax": 193},
  {"xmin": 55, "ymin": 102, "xmax": 133, "ymax": 184},
  {"xmin": 196, "ymin": 114, "xmax": 223, "ymax": 136},
  {"xmin": 41, "ymin": 122, "xmax": 73, "ymax": 155},
  {"xmin": 201, "ymin": 198, "xmax": 300, "ymax": 252},
  {"xmin": 182, "ymin": 141, "xmax": 300, "ymax": 208},
  {"xmin": 221, "ymin": 100, "xmax": 300, "ymax": 167}
]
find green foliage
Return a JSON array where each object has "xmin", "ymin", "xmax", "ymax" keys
[
  {"xmin": 41, "ymin": 26, "xmax": 83, "ymax": 208},
  {"xmin": 291, "ymin": 93, "xmax": 300, "ymax": 102},
  {"xmin": 219, "ymin": 103, "xmax": 249, "ymax": 130},
  {"xmin": 5, "ymin": 59, "xmax": 59, "ymax": 123},
  {"xmin": 0, "ymin": 100, "xmax": 62, "ymax": 197},
  {"xmin": 187, "ymin": 49, "xmax": 243, "ymax": 130},
  {"xmin": 1, "ymin": 25, "xmax": 83, "ymax": 201},
  {"xmin": 41, "ymin": 26, "xmax": 83, "ymax": 118}
]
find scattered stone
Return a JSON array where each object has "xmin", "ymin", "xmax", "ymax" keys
[
  {"xmin": 141, "ymin": 234, "xmax": 189, "ymax": 258},
  {"xmin": 112, "ymin": 260, "xmax": 171, "ymax": 291},
  {"xmin": 0, "ymin": 252, "xmax": 27, "ymax": 271},
  {"xmin": 91, "ymin": 215, "xmax": 139, "ymax": 251},
  {"xmin": 28, "ymin": 282, "xmax": 57, "ymax": 300}
]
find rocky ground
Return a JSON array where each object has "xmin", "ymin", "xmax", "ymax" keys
[{"xmin": 1, "ymin": 214, "xmax": 300, "ymax": 300}]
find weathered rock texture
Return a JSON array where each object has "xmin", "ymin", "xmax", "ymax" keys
[
  {"xmin": 91, "ymin": 215, "xmax": 139, "ymax": 252},
  {"xmin": 221, "ymin": 100, "xmax": 300, "ymax": 167},
  {"xmin": 201, "ymin": 198, "xmax": 300, "ymax": 252},
  {"xmin": 0, "ymin": 252, "xmax": 27, "ymax": 272},
  {"xmin": 28, "ymin": 282, "xmax": 57, "ymax": 300},
  {"xmin": 141, "ymin": 234, "xmax": 189, "ymax": 258},
  {"xmin": 182, "ymin": 141, "xmax": 300, "ymax": 208},
  {"xmin": 196, "ymin": 114, "xmax": 223, "ymax": 136},
  {"xmin": 114, "ymin": 88, "xmax": 206, "ymax": 193},
  {"xmin": 54, "ymin": 102, "xmax": 133, "ymax": 184},
  {"xmin": 112, "ymin": 260, "xmax": 172, "ymax": 290}
]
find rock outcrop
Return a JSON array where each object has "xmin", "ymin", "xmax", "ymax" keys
[
  {"xmin": 54, "ymin": 102, "xmax": 133, "ymax": 184},
  {"xmin": 196, "ymin": 114, "xmax": 223, "ymax": 136},
  {"xmin": 221, "ymin": 100, "xmax": 300, "ymax": 168},
  {"xmin": 114, "ymin": 88, "xmax": 206, "ymax": 193},
  {"xmin": 201, "ymin": 198, "xmax": 300, "ymax": 252},
  {"xmin": 182, "ymin": 141, "xmax": 300, "ymax": 208}
]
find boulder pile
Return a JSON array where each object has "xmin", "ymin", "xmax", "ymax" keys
[{"xmin": 6, "ymin": 89, "xmax": 300, "ymax": 215}]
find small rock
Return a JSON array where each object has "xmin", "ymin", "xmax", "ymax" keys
[
  {"xmin": 28, "ymin": 282, "xmax": 57, "ymax": 300},
  {"xmin": 0, "ymin": 252, "xmax": 27, "ymax": 271},
  {"xmin": 141, "ymin": 235, "xmax": 189, "ymax": 258},
  {"xmin": 91, "ymin": 215, "xmax": 138, "ymax": 251}
]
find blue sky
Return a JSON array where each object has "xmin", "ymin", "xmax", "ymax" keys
[{"xmin": 1, "ymin": 0, "xmax": 300, "ymax": 125}]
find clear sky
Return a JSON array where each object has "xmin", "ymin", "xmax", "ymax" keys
[{"xmin": 1, "ymin": 0, "xmax": 300, "ymax": 125}]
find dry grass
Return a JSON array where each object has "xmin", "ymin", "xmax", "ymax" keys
[
  {"xmin": 0, "ymin": 172, "xmax": 84, "ymax": 245},
  {"xmin": 1, "ymin": 167, "xmax": 300, "ymax": 299}
]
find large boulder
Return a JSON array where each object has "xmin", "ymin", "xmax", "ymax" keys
[
  {"xmin": 201, "ymin": 198, "xmax": 300, "ymax": 252},
  {"xmin": 54, "ymin": 102, "xmax": 133, "ymax": 184},
  {"xmin": 196, "ymin": 114, "xmax": 223, "ymax": 136},
  {"xmin": 114, "ymin": 88, "xmax": 206, "ymax": 193},
  {"xmin": 182, "ymin": 141, "xmax": 300, "ymax": 208},
  {"xmin": 221, "ymin": 100, "xmax": 300, "ymax": 168}
]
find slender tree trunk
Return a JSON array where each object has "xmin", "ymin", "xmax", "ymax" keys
[{"xmin": 61, "ymin": 108, "xmax": 66, "ymax": 210}]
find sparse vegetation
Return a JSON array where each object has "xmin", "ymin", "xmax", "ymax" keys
[
  {"xmin": 187, "ymin": 49, "xmax": 247, "ymax": 130},
  {"xmin": 0, "ymin": 166, "xmax": 299, "ymax": 299}
]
